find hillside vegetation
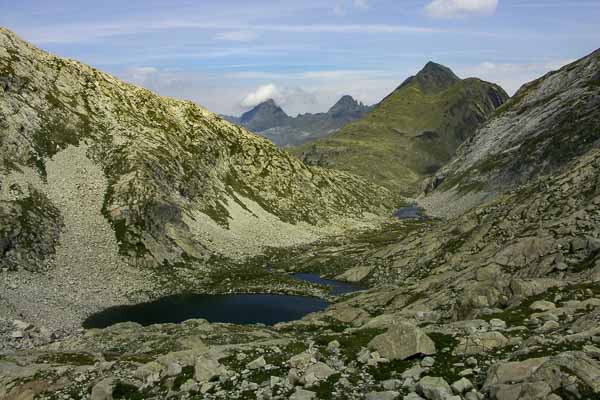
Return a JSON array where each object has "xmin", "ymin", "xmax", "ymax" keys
[{"xmin": 293, "ymin": 62, "xmax": 508, "ymax": 195}]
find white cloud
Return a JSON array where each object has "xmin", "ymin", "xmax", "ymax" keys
[
  {"xmin": 458, "ymin": 58, "xmax": 574, "ymax": 94},
  {"xmin": 241, "ymin": 84, "xmax": 280, "ymax": 108},
  {"xmin": 425, "ymin": 0, "xmax": 498, "ymax": 18},
  {"xmin": 214, "ymin": 30, "xmax": 258, "ymax": 42},
  {"xmin": 123, "ymin": 66, "xmax": 159, "ymax": 84},
  {"xmin": 240, "ymin": 84, "xmax": 318, "ymax": 112}
]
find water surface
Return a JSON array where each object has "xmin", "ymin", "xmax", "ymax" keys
[
  {"xmin": 83, "ymin": 293, "xmax": 328, "ymax": 329},
  {"xmin": 291, "ymin": 273, "xmax": 365, "ymax": 295},
  {"xmin": 83, "ymin": 273, "xmax": 364, "ymax": 329}
]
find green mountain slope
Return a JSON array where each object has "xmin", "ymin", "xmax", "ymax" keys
[{"xmin": 292, "ymin": 62, "xmax": 508, "ymax": 194}]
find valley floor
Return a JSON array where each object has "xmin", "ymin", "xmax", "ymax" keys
[{"xmin": 3, "ymin": 149, "xmax": 600, "ymax": 400}]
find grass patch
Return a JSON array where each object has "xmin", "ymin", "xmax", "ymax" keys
[
  {"xmin": 314, "ymin": 328, "xmax": 385, "ymax": 361},
  {"xmin": 37, "ymin": 352, "xmax": 96, "ymax": 366}
]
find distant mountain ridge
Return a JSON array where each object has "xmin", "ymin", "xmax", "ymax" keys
[
  {"xmin": 292, "ymin": 62, "xmax": 509, "ymax": 195},
  {"xmin": 222, "ymin": 95, "xmax": 372, "ymax": 147}
]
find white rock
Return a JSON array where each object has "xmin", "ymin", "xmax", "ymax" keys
[
  {"xmin": 451, "ymin": 378, "xmax": 473, "ymax": 394},
  {"xmin": 529, "ymin": 300, "xmax": 556, "ymax": 312},
  {"xmin": 247, "ymin": 356, "xmax": 267, "ymax": 370}
]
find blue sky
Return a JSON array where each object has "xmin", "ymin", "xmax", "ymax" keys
[{"xmin": 1, "ymin": 0, "xmax": 599, "ymax": 115}]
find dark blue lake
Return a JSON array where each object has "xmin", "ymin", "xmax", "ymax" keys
[
  {"xmin": 82, "ymin": 293, "xmax": 329, "ymax": 329},
  {"xmin": 82, "ymin": 273, "xmax": 364, "ymax": 329}
]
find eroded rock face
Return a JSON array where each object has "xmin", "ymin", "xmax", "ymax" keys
[
  {"xmin": 433, "ymin": 47, "xmax": 600, "ymax": 198},
  {"xmin": 368, "ymin": 322, "xmax": 436, "ymax": 360},
  {"xmin": 484, "ymin": 352, "xmax": 600, "ymax": 400}
]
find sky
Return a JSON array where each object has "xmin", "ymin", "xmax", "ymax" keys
[{"xmin": 1, "ymin": 0, "xmax": 599, "ymax": 116}]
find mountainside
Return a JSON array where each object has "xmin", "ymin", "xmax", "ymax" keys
[
  {"xmin": 293, "ymin": 62, "xmax": 508, "ymax": 195},
  {"xmin": 425, "ymin": 49, "xmax": 600, "ymax": 207},
  {"xmin": 3, "ymin": 46, "xmax": 600, "ymax": 400},
  {"xmin": 223, "ymin": 95, "xmax": 372, "ymax": 147},
  {"xmin": 0, "ymin": 26, "xmax": 399, "ymax": 311}
]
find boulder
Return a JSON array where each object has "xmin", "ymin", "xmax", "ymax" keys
[
  {"xmin": 194, "ymin": 355, "xmax": 227, "ymax": 383},
  {"xmin": 134, "ymin": 361, "xmax": 163, "ymax": 384},
  {"xmin": 365, "ymin": 391, "xmax": 400, "ymax": 400},
  {"xmin": 289, "ymin": 352, "xmax": 314, "ymax": 369},
  {"xmin": 290, "ymin": 388, "xmax": 316, "ymax": 400},
  {"xmin": 403, "ymin": 394, "xmax": 425, "ymax": 400},
  {"xmin": 529, "ymin": 300, "xmax": 556, "ymax": 312},
  {"xmin": 368, "ymin": 322, "xmax": 436, "ymax": 360},
  {"xmin": 335, "ymin": 265, "xmax": 373, "ymax": 282},
  {"xmin": 247, "ymin": 356, "xmax": 266, "ymax": 370},
  {"xmin": 421, "ymin": 357, "xmax": 435, "ymax": 367},
  {"xmin": 489, "ymin": 319, "xmax": 507, "ymax": 331},
  {"xmin": 157, "ymin": 349, "xmax": 203, "ymax": 368},
  {"xmin": 453, "ymin": 331, "xmax": 509, "ymax": 355},
  {"xmin": 303, "ymin": 362, "xmax": 336, "ymax": 385},
  {"xmin": 451, "ymin": 378, "xmax": 473, "ymax": 394},
  {"xmin": 540, "ymin": 320, "xmax": 560, "ymax": 332},
  {"xmin": 416, "ymin": 376, "xmax": 453, "ymax": 400},
  {"xmin": 166, "ymin": 362, "xmax": 182, "ymax": 377},
  {"xmin": 382, "ymin": 379, "xmax": 402, "ymax": 390},
  {"xmin": 483, "ymin": 358, "xmax": 547, "ymax": 388},
  {"xmin": 91, "ymin": 378, "xmax": 115, "ymax": 400}
]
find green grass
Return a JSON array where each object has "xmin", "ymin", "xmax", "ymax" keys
[
  {"xmin": 314, "ymin": 328, "xmax": 386, "ymax": 360},
  {"xmin": 37, "ymin": 352, "xmax": 96, "ymax": 366},
  {"xmin": 292, "ymin": 77, "xmax": 507, "ymax": 195}
]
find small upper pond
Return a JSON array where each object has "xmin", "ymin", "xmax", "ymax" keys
[
  {"xmin": 291, "ymin": 273, "xmax": 365, "ymax": 295},
  {"xmin": 393, "ymin": 204, "xmax": 424, "ymax": 219},
  {"xmin": 82, "ymin": 273, "xmax": 363, "ymax": 329}
]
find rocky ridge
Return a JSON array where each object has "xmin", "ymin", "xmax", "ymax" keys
[
  {"xmin": 223, "ymin": 96, "xmax": 372, "ymax": 148},
  {"xmin": 422, "ymin": 48, "xmax": 600, "ymax": 218}
]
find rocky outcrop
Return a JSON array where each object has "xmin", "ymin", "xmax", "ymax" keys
[
  {"xmin": 368, "ymin": 322, "xmax": 436, "ymax": 360},
  {"xmin": 428, "ymin": 47, "xmax": 600, "ymax": 213}
]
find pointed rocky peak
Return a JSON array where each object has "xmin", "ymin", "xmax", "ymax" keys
[
  {"xmin": 397, "ymin": 61, "xmax": 460, "ymax": 94},
  {"xmin": 239, "ymin": 99, "xmax": 290, "ymax": 132},
  {"xmin": 328, "ymin": 95, "xmax": 369, "ymax": 116}
]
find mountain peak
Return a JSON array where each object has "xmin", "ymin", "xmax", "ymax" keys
[
  {"xmin": 328, "ymin": 95, "xmax": 369, "ymax": 116},
  {"xmin": 397, "ymin": 61, "xmax": 460, "ymax": 94},
  {"xmin": 239, "ymin": 99, "xmax": 289, "ymax": 132},
  {"xmin": 259, "ymin": 98, "xmax": 278, "ymax": 107}
]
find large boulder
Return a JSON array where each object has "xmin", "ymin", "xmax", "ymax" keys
[
  {"xmin": 368, "ymin": 322, "xmax": 436, "ymax": 360},
  {"xmin": 365, "ymin": 391, "xmax": 400, "ymax": 400},
  {"xmin": 91, "ymin": 378, "xmax": 115, "ymax": 400},
  {"xmin": 483, "ymin": 358, "xmax": 548, "ymax": 388},
  {"xmin": 416, "ymin": 376, "xmax": 453, "ymax": 400},
  {"xmin": 335, "ymin": 265, "xmax": 373, "ymax": 282},
  {"xmin": 194, "ymin": 355, "xmax": 228, "ymax": 383},
  {"xmin": 453, "ymin": 331, "xmax": 509, "ymax": 355},
  {"xmin": 302, "ymin": 362, "xmax": 336, "ymax": 386}
]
